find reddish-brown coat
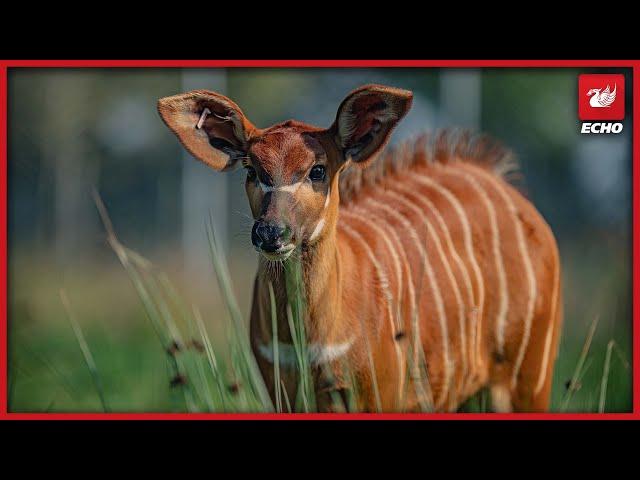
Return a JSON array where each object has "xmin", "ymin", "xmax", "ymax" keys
[{"xmin": 158, "ymin": 85, "xmax": 562, "ymax": 412}]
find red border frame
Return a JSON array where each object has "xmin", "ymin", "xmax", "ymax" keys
[{"xmin": 0, "ymin": 59, "xmax": 637, "ymax": 421}]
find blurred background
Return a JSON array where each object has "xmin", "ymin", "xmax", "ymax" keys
[{"xmin": 8, "ymin": 68, "xmax": 633, "ymax": 412}]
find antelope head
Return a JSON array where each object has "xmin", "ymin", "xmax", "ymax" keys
[{"xmin": 158, "ymin": 84, "xmax": 413, "ymax": 261}]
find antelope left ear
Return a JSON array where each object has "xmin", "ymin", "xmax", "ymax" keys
[
  {"xmin": 157, "ymin": 89, "xmax": 257, "ymax": 172},
  {"xmin": 330, "ymin": 84, "xmax": 413, "ymax": 166}
]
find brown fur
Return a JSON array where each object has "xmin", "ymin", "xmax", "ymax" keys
[
  {"xmin": 339, "ymin": 129, "xmax": 520, "ymax": 204},
  {"xmin": 158, "ymin": 84, "xmax": 563, "ymax": 413}
]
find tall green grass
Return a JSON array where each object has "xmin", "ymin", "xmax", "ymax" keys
[
  {"xmin": 92, "ymin": 191, "xmax": 353, "ymax": 413},
  {"xmin": 21, "ymin": 192, "xmax": 627, "ymax": 414},
  {"xmin": 92, "ymin": 191, "xmax": 281, "ymax": 412}
]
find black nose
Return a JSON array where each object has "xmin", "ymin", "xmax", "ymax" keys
[{"xmin": 252, "ymin": 221, "xmax": 291, "ymax": 252}]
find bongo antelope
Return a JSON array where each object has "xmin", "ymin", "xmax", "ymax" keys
[{"xmin": 158, "ymin": 84, "xmax": 562, "ymax": 412}]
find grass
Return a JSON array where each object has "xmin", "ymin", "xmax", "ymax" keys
[
  {"xmin": 59, "ymin": 289, "xmax": 109, "ymax": 412},
  {"xmin": 90, "ymin": 191, "xmax": 277, "ymax": 413},
  {"xmin": 7, "ymin": 203, "xmax": 633, "ymax": 413}
]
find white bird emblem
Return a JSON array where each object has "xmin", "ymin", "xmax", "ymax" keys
[{"xmin": 587, "ymin": 84, "xmax": 617, "ymax": 108}]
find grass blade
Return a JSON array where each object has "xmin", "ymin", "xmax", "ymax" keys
[
  {"xmin": 284, "ymin": 258, "xmax": 317, "ymax": 412},
  {"xmin": 268, "ymin": 282, "xmax": 282, "ymax": 413},
  {"xmin": 94, "ymin": 189, "xmax": 198, "ymax": 411},
  {"xmin": 206, "ymin": 216, "xmax": 273, "ymax": 411},
  {"xmin": 194, "ymin": 306, "xmax": 229, "ymax": 411},
  {"xmin": 60, "ymin": 289, "xmax": 109, "ymax": 413},
  {"xmin": 598, "ymin": 340, "xmax": 614, "ymax": 413},
  {"xmin": 561, "ymin": 315, "xmax": 599, "ymax": 412},
  {"xmin": 280, "ymin": 379, "xmax": 292, "ymax": 413}
]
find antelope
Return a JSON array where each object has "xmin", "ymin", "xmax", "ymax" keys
[{"xmin": 157, "ymin": 84, "xmax": 563, "ymax": 413}]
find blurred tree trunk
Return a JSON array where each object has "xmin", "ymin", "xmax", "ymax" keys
[
  {"xmin": 181, "ymin": 70, "xmax": 229, "ymax": 284},
  {"xmin": 47, "ymin": 72, "xmax": 99, "ymax": 264},
  {"xmin": 439, "ymin": 69, "xmax": 482, "ymax": 129}
]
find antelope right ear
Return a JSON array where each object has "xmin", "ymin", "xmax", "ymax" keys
[
  {"xmin": 330, "ymin": 84, "xmax": 413, "ymax": 167},
  {"xmin": 157, "ymin": 90, "xmax": 257, "ymax": 172}
]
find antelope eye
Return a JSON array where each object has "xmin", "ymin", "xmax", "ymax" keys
[
  {"xmin": 309, "ymin": 165, "xmax": 326, "ymax": 182},
  {"xmin": 245, "ymin": 166, "xmax": 257, "ymax": 182}
]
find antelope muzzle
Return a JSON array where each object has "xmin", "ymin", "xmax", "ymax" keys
[{"xmin": 251, "ymin": 220, "xmax": 294, "ymax": 260}]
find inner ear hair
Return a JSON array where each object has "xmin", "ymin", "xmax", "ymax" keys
[
  {"xmin": 198, "ymin": 106, "xmax": 246, "ymax": 163},
  {"xmin": 344, "ymin": 120, "xmax": 382, "ymax": 159},
  {"xmin": 208, "ymin": 137, "xmax": 246, "ymax": 163},
  {"xmin": 157, "ymin": 89, "xmax": 258, "ymax": 172},
  {"xmin": 331, "ymin": 84, "xmax": 413, "ymax": 166}
]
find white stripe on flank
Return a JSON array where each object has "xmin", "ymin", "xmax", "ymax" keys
[
  {"xmin": 379, "ymin": 220, "xmax": 416, "ymax": 334},
  {"xmin": 390, "ymin": 178, "xmax": 476, "ymax": 391},
  {"xmin": 383, "ymin": 188, "xmax": 467, "ymax": 403},
  {"xmin": 390, "ymin": 179, "xmax": 475, "ymax": 305},
  {"xmin": 341, "ymin": 211, "xmax": 406, "ymax": 406},
  {"xmin": 507, "ymin": 214, "xmax": 537, "ymax": 387},
  {"xmin": 343, "ymin": 208, "xmax": 403, "ymax": 326},
  {"xmin": 534, "ymin": 253, "xmax": 559, "ymax": 395},
  {"xmin": 343, "ymin": 207, "xmax": 421, "ymax": 408},
  {"xmin": 341, "ymin": 222, "xmax": 399, "ymax": 408},
  {"xmin": 469, "ymin": 168, "xmax": 537, "ymax": 390},
  {"xmin": 448, "ymin": 170, "xmax": 509, "ymax": 357},
  {"xmin": 412, "ymin": 173, "xmax": 486, "ymax": 375},
  {"xmin": 257, "ymin": 338, "xmax": 355, "ymax": 367},
  {"xmin": 366, "ymin": 197, "xmax": 452, "ymax": 410}
]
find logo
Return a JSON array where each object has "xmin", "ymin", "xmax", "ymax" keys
[
  {"xmin": 578, "ymin": 74, "xmax": 625, "ymax": 121},
  {"xmin": 587, "ymin": 84, "xmax": 617, "ymax": 108}
]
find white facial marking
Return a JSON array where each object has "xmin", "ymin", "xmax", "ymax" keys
[
  {"xmin": 308, "ymin": 186, "xmax": 331, "ymax": 243},
  {"xmin": 259, "ymin": 243, "xmax": 295, "ymax": 261},
  {"xmin": 259, "ymin": 180, "xmax": 304, "ymax": 193},
  {"xmin": 323, "ymin": 186, "xmax": 331, "ymax": 208},
  {"xmin": 309, "ymin": 218, "xmax": 325, "ymax": 242}
]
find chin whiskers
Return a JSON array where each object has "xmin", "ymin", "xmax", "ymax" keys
[{"xmin": 259, "ymin": 256, "xmax": 285, "ymax": 279}]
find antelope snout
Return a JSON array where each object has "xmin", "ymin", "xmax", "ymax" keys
[{"xmin": 251, "ymin": 220, "xmax": 293, "ymax": 254}]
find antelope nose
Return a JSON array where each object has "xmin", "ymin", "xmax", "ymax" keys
[{"xmin": 252, "ymin": 221, "xmax": 291, "ymax": 252}]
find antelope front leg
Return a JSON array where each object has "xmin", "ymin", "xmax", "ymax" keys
[
  {"xmin": 314, "ymin": 366, "xmax": 353, "ymax": 413},
  {"xmin": 315, "ymin": 384, "xmax": 352, "ymax": 413}
]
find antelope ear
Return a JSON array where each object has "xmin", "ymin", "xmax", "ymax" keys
[
  {"xmin": 330, "ymin": 84, "xmax": 413, "ymax": 166},
  {"xmin": 157, "ymin": 90, "xmax": 257, "ymax": 172}
]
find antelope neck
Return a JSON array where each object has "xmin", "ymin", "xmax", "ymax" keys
[{"xmin": 260, "ymin": 216, "xmax": 347, "ymax": 364}]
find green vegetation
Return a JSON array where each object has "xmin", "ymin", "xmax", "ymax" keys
[{"xmin": 8, "ymin": 202, "xmax": 632, "ymax": 413}]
